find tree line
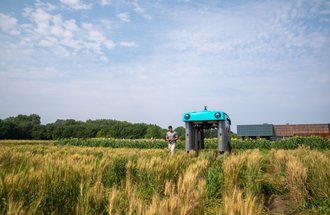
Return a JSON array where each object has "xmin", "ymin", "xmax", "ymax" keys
[
  {"xmin": 0, "ymin": 114, "xmax": 223, "ymax": 140},
  {"xmin": 0, "ymin": 114, "xmax": 184, "ymax": 140}
]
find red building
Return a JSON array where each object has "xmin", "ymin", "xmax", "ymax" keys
[{"xmin": 274, "ymin": 124, "xmax": 330, "ymax": 138}]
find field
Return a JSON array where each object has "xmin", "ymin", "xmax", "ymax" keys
[{"xmin": 1, "ymin": 139, "xmax": 330, "ymax": 214}]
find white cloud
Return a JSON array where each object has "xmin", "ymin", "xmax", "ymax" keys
[
  {"xmin": 18, "ymin": 4, "xmax": 117, "ymax": 58},
  {"xmin": 34, "ymin": 1, "xmax": 57, "ymax": 11},
  {"xmin": 165, "ymin": 1, "xmax": 329, "ymax": 62},
  {"xmin": 85, "ymin": 30, "xmax": 111, "ymax": 52},
  {"xmin": 100, "ymin": 55, "xmax": 108, "ymax": 62},
  {"xmin": 132, "ymin": 1, "xmax": 152, "ymax": 20},
  {"xmin": 100, "ymin": 0, "xmax": 111, "ymax": 6},
  {"xmin": 120, "ymin": 41, "xmax": 137, "ymax": 48},
  {"xmin": 61, "ymin": 37, "xmax": 81, "ymax": 50},
  {"xmin": 105, "ymin": 40, "xmax": 115, "ymax": 49},
  {"xmin": 39, "ymin": 37, "xmax": 57, "ymax": 47},
  {"xmin": 100, "ymin": 19, "xmax": 113, "ymax": 30},
  {"xmin": 60, "ymin": 0, "xmax": 92, "ymax": 10},
  {"xmin": 82, "ymin": 22, "xmax": 93, "ymax": 30},
  {"xmin": 1, "ymin": 2, "xmax": 132, "ymax": 62},
  {"xmin": 320, "ymin": 9, "xmax": 330, "ymax": 14},
  {"xmin": 0, "ymin": 13, "xmax": 20, "ymax": 35},
  {"xmin": 88, "ymin": 30, "xmax": 106, "ymax": 42},
  {"xmin": 24, "ymin": 7, "xmax": 52, "ymax": 35},
  {"xmin": 63, "ymin": 19, "xmax": 79, "ymax": 32},
  {"xmin": 117, "ymin": 13, "xmax": 130, "ymax": 22}
]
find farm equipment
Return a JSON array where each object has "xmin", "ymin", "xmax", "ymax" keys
[{"xmin": 182, "ymin": 106, "xmax": 232, "ymax": 154}]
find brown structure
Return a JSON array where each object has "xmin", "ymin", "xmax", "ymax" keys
[
  {"xmin": 237, "ymin": 123, "xmax": 330, "ymax": 139},
  {"xmin": 273, "ymin": 124, "xmax": 330, "ymax": 138}
]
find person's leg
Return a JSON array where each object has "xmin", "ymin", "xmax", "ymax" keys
[{"xmin": 170, "ymin": 143, "xmax": 176, "ymax": 155}]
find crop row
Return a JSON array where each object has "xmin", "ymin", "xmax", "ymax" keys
[{"xmin": 58, "ymin": 136, "xmax": 330, "ymax": 150}]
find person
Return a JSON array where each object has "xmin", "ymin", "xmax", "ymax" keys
[{"xmin": 166, "ymin": 125, "xmax": 178, "ymax": 155}]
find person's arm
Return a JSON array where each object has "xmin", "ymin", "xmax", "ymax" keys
[
  {"xmin": 166, "ymin": 133, "xmax": 169, "ymax": 141},
  {"xmin": 173, "ymin": 133, "xmax": 179, "ymax": 141}
]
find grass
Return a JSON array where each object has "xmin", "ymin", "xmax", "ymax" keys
[{"xmin": 0, "ymin": 140, "xmax": 330, "ymax": 214}]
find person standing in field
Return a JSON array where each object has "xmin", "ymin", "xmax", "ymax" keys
[{"xmin": 166, "ymin": 126, "xmax": 178, "ymax": 155}]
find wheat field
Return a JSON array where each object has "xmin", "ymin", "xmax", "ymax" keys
[{"xmin": 0, "ymin": 140, "xmax": 329, "ymax": 214}]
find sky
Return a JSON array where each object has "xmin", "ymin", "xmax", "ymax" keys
[{"xmin": 0, "ymin": 0, "xmax": 330, "ymax": 131}]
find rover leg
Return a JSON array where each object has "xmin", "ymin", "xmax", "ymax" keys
[
  {"xmin": 217, "ymin": 121, "xmax": 230, "ymax": 154},
  {"xmin": 185, "ymin": 122, "xmax": 194, "ymax": 153}
]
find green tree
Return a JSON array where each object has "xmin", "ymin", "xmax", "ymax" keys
[
  {"xmin": 1, "ymin": 114, "xmax": 173, "ymax": 140},
  {"xmin": 32, "ymin": 125, "xmax": 47, "ymax": 139},
  {"xmin": 175, "ymin": 126, "xmax": 185, "ymax": 140},
  {"xmin": 0, "ymin": 114, "xmax": 41, "ymax": 139},
  {"xmin": 145, "ymin": 125, "xmax": 163, "ymax": 139}
]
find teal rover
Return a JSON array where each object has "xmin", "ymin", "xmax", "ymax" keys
[{"xmin": 182, "ymin": 106, "xmax": 232, "ymax": 154}]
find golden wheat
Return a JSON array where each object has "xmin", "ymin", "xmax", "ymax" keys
[{"xmin": 0, "ymin": 141, "xmax": 329, "ymax": 214}]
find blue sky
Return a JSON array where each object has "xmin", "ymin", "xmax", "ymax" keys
[{"xmin": 0, "ymin": 0, "xmax": 329, "ymax": 131}]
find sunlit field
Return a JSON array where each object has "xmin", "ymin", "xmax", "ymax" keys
[{"xmin": 1, "ymin": 140, "xmax": 330, "ymax": 214}]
